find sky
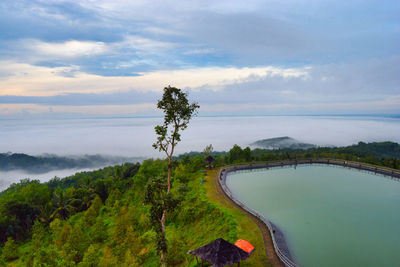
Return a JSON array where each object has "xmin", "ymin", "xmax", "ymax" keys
[{"xmin": 0, "ymin": 0, "xmax": 399, "ymax": 117}]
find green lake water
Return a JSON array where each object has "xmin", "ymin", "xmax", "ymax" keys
[{"xmin": 226, "ymin": 165, "xmax": 400, "ymax": 267}]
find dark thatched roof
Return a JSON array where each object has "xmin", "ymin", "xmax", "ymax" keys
[
  {"xmin": 188, "ymin": 238, "xmax": 250, "ymax": 267},
  {"xmin": 204, "ymin": 155, "xmax": 216, "ymax": 163}
]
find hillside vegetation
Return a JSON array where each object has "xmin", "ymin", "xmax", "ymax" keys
[
  {"xmin": 180, "ymin": 141, "xmax": 400, "ymax": 170},
  {"xmin": 0, "ymin": 156, "xmax": 268, "ymax": 266},
  {"xmin": 0, "ymin": 153, "xmax": 142, "ymax": 173},
  {"xmin": 250, "ymin": 136, "xmax": 315, "ymax": 150},
  {"xmin": 1, "ymin": 141, "xmax": 399, "ymax": 266}
]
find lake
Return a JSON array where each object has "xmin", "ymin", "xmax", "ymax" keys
[{"xmin": 226, "ymin": 165, "xmax": 400, "ymax": 267}]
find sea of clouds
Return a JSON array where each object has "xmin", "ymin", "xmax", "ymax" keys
[{"xmin": 1, "ymin": 115, "xmax": 399, "ymax": 190}]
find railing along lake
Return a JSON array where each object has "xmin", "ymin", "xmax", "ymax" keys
[{"xmin": 218, "ymin": 159, "xmax": 400, "ymax": 267}]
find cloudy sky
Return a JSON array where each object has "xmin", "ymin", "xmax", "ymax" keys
[{"xmin": 0, "ymin": 0, "xmax": 399, "ymax": 117}]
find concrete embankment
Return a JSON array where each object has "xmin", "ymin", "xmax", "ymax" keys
[{"xmin": 217, "ymin": 159, "xmax": 400, "ymax": 267}]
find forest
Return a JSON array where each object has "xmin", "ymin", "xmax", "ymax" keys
[
  {"xmin": 0, "ymin": 153, "xmax": 141, "ymax": 173},
  {"xmin": 0, "ymin": 141, "xmax": 399, "ymax": 266},
  {"xmin": 180, "ymin": 141, "xmax": 400, "ymax": 170},
  {"xmin": 0, "ymin": 157, "xmax": 241, "ymax": 266}
]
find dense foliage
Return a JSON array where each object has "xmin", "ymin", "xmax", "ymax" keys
[
  {"xmin": 250, "ymin": 141, "xmax": 400, "ymax": 169},
  {"xmin": 0, "ymin": 158, "xmax": 236, "ymax": 266},
  {"xmin": 1, "ymin": 141, "xmax": 399, "ymax": 266}
]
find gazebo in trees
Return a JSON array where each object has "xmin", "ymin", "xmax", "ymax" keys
[
  {"xmin": 204, "ymin": 155, "xmax": 216, "ymax": 169},
  {"xmin": 188, "ymin": 238, "xmax": 250, "ymax": 266}
]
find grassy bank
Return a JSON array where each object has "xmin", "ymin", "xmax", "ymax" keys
[{"xmin": 202, "ymin": 169, "xmax": 270, "ymax": 266}]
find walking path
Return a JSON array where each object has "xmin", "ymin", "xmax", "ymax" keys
[
  {"xmin": 215, "ymin": 158, "xmax": 400, "ymax": 267},
  {"xmin": 214, "ymin": 167, "xmax": 284, "ymax": 267}
]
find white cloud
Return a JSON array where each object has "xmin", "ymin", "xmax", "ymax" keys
[
  {"xmin": 117, "ymin": 35, "xmax": 176, "ymax": 52},
  {"xmin": 199, "ymin": 96, "xmax": 400, "ymax": 114},
  {"xmin": 183, "ymin": 48, "xmax": 216, "ymax": 55},
  {"xmin": 1, "ymin": 56, "xmax": 399, "ymax": 115},
  {"xmin": 0, "ymin": 103, "xmax": 155, "ymax": 115},
  {"xmin": 0, "ymin": 61, "xmax": 308, "ymax": 96},
  {"xmin": 32, "ymin": 39, "xmax": 109, "ymax": 58},
  {"xmin": 4, "ymin": 36, "xmax": 177, "ymax": 68}
]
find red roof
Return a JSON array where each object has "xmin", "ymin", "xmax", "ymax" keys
[{"xmin": 234, "ymin": 239, "xmax": 255, "ymax": 254}]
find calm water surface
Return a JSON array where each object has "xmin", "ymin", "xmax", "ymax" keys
[{"xmin": 226, "ymin": 165, "xmax": 400, "ymax": 267}]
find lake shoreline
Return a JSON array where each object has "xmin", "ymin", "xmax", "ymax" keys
[{"xmin": 218, "ymin": 159, "xmax": 400, "ymax": 266}]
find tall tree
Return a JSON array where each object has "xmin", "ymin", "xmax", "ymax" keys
[
  {"xmin": 153, "ymin": 86, "xmax": 199, "ymax": 192},
  {"xmin": 152, "ymin": 85, "xmax": 199, "ymax": 266},
  {"xmin": 203, "ymin": 144, "xmax": 213, "ymax": 156}
]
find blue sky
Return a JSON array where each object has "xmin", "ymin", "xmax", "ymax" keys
[{"xmin": 0, "ymin": 0, "xmax": 399, "ymax": 117}]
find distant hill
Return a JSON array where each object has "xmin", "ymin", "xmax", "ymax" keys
[
  {"xmin": 0, "ymin": 153, "xmax": 143, "ymax": 173},
  {"xmin": 251, "ymin": 136, "xmax": 315, "ymax": 150},
  {"xmin": 331, "ymin": 141, "xmax": 400, "ymax": 159}
]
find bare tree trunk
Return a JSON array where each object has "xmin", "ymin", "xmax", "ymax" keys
[
  {"xmin": 167, "ymin": 138, "xmax": 175, "ymax": 193},
  {"xmin": 161, "ymin": 251, "xmax": 166, "ymax": 267},
  {"xmin": 167, "ymin": 156, "xmax": 172, "ymax": 193},
  {"xmin": 162, "ymin": 143, "xmax": 174, "ymax": 266},
  {"xmin": 161, "ymin": 210, "xmax": 166, "ymax": 232},
  {"xmin": 160, "ymin": 205, "xmax": 167, "ymax": 266}
]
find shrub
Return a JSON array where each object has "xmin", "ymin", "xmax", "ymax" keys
[{"xmin": 3, "ymin": 237, "xmax": 18, "ymax": 261}]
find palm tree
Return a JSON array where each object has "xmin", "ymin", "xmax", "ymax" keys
[{"xmin": 51, "ymin": 188, "xmax": 78, "ymax": 220}]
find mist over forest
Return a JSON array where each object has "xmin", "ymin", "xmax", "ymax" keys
[
  {"xmin": 0, "ymin": 153, "xmax": 143, "ymax": 191},
  {"xmin": 0, "ymin": 153, "xmax": 143, "ymax": 173},
  {"xmin": 1, "ymin": 115, "xmax": 399, "ymax": 191},
  {"xmin": 1, "ymin": 116, "xmax": 400, "ymax": 158}
]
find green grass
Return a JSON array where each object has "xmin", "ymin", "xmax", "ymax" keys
[{"xmin": 202, "ymin": 168, "xmax": 271, "ymax": 266}]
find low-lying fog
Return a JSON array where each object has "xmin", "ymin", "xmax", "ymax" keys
[
  {"xmin": 0, "ymin": 168, "xmax": 95, "ymax": 192},
  {"xmin": 0, "ymin": 154, "xmax": 144, "ymax": 191},
  {"xmin": 1, "ymin": 115, "xmax": 399, "ymax": 190}
]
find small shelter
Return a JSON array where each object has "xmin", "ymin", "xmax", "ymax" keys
[
  {"xmin": 234, "ymin": 239, "xmax": 255, "ymax": 255},
  {"xmin": 204, "ymin": 155, "xmax": 216, "ymax": 169},
  {"xmin": 188, "ymin": 238, "xmax": 250, "ymax": 267}
]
